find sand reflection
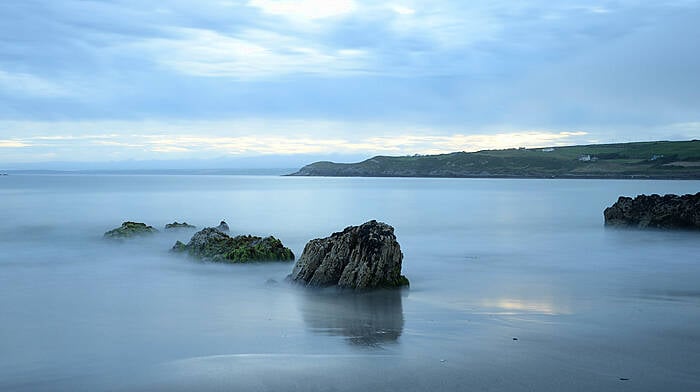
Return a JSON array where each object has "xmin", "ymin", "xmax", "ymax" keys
[{"xmin": 299, "ymin": 289, "xmax": 405, "ymax": 347}]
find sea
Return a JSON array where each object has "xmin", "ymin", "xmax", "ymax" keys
[{"xmin": 1, "ymin": 174, "xmax": 699, "ymax": 391}]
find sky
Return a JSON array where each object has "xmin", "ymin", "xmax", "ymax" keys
[{"xmin": 1, "ymin": 0, "xmax": 699, "ymax": 168}]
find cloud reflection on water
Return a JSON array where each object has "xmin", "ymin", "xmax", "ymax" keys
[{"xmin": 479, "ymin": 298, "xmax": 570, "ymax": 315}]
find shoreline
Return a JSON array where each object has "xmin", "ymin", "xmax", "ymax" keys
[{"xmin": 286, "ymin": 173, "xmax": 700, "ymax": 180}]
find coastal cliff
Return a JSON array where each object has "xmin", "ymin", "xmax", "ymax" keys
[{"xmin": 290, "ymin": 140, "xmax": 700, "ymax": 179}]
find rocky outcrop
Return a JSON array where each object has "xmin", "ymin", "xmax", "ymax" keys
[
  {"xmin": 172, "ymin": 227, "xmax": 294, "ymax": 263},
  {"xmin": 604, "ymin": 193, "xmax": 700, "ymax": 229},
  {"xmin": 104, "ymin": 221, "xmax": 158, "ymax": 239},
  {"xmin": 288, "ymin": 220, "xmax": 409, "ymax": 289},
  {"xmin": 215, "ymin": 221, "xmax": 230, "ymax": 232},
  {"xmin": 164, "ymin": 221, "xmax": 196, "ymax": 230}
]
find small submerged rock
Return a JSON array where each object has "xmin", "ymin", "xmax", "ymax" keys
[
  {"xmin": 604, "ymin": 192, "xmax": 700, "ymax": 229},
  {"xmin": 104, "ymin": 221, "xmax": 158, "ymax": 239},
  {"xmin": 164, "ymin": 221, "xmax": 197, "ymax": 230},
  {"xmin": 288, "ymin": 220, "xmax": 409, "ymax": 290},
  {"xmin": 173, "ymin": 227, "xmax": 294, "ymax": 263}
]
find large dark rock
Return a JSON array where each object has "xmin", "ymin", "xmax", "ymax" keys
[
  {"xmin": 288, "ymin": 220, "xmax": 409, "ymax": 289},
  {"xmin": 172, "ymin": 227, "xmax": 294, "ymax": 263},
  {"xmin": 215, "ymin": 220, "xmax": 230, "ymax": 232},
  {"xmin": 104, "ymin": 221, "xmax": 158, "ymax": 239},
  {"xmin": 604, "ymin": 193, "xmax": 700, "ymax": 229}
]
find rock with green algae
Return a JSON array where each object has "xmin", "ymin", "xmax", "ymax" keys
[
  {"xmin": 164, "ymin": 221, "xmax": 197, "ymax": 230},
  {"xmin": 104, "ymin": 221, "xmax": 159, "ymax": 239},
  {"xmin": 172, "ymin": 227, "xmax": 294, "ymax": 263}
]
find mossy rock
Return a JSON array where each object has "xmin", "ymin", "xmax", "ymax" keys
[
  {"xmin": 394, "ymin": 275, "xmax": 410, "ymax": 287},
  {"xmin": 172, "ymin": 240, "xmax": 187, "ymax": 251},
  {"xmin": 164, "ymin": 221, "xmax": 197, "ymax": 230},
  {"xmin": 173, "ymin": 227, "xmax": 294, "ymax": 263},
  {"xmin": 104, "ymin": 221, "xmax": 159, "ymax": 239}
]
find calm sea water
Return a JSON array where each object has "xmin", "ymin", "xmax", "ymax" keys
[{"xmin": 1, "ymin": 175, "xmax": 699, "ymax": 391}]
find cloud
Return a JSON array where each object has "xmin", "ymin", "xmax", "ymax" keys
[
  {"xmin": 0, "ymin": 69, "xmax": 73, "ymax": 97},
  {"xmin": 29, "ymin": 134, "xmax": 120, "ymax": 141},
  {"xmin": 389, "ymin": 5, "xmax": 415, "ymax": 15},
  {"xmin": 248, "ymin": 0, "xmax": 358, "ymax": 20},
  {"xmin": 0, "ymin": 139, "xmax": 30, "ymax": 148},
  {"xmin": 0, "ymin": 118, "xmax": 593, "ymax": 161},
  {"xmin": 149, "ymin": 145, "xmax": 192, "ymax": 153},
  {"xmin": 141, "ymin": 28, "xmax": 369, "ymax": 78},
  {"xmin": 138, "ymin": 131, "xmax": 589, "ymax": 156},
  {"xmin": 670, "ymin": 122, "xmax": 700, "ymax": 132},
  {"xmin": 364, "ymin": 131, "xmax": 589, "ymax": 154},
  {"xmin": 0, "ymin": 0, "xmax": 699, "ymax": 165}
]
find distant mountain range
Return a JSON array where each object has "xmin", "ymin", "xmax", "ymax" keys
[{"xmin": 289, "ymin": 140, "xmax": 700, "ymax": 179}]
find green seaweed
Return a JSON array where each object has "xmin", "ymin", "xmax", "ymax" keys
[
  {"xmin": 104, "ymin": 221, "xmax": 158, "ymax": 239},
  {"xmin": 165, "ymin": 222, "xmax": 196, "ymax": 230},
  {"xmin": 174, "ymin": 229, "xmax": 294, "ymax": 263}
]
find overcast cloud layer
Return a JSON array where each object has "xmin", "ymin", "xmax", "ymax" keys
[{"xmin": 1, "ymin": 0, "xmax": 699, "ymax": 167}]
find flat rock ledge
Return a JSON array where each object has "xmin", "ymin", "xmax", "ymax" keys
[
  {"xmin": 104, "ymin": 221, "xmax": 158, "ymax": 239},
  {"xmin": 287, "ymin": 220, "xmax": 409, "ymax": 290},
  {"xmin": 604, "ymin": 192, "xmax": 700, "ymax": 229},
  {"xmin": 172, "ymin": 227, "xmax": 294, "ymax": 263}
]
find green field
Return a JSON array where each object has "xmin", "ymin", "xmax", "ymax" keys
[{"xmin": 291, "ymin": 140, "xmax": 700, "ymax": 179}]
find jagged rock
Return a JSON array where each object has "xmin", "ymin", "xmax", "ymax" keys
[
  {"xmin": 604, "ymin": 192, "xmax": 700, "ymax": 229},
  {"xmin": 215, "ymin": 221, "xmax": 230, "ymax": 232},
  {"xmin": 164, "ymin": 221, "xmax": 196, "ymax": 230},
  {"xmin": 104, "ymin": 221, "xmax": 158, "ymax": 239},
  {"xmin": 172, "ymin": 227, "xmax": 294, "ymax": 263},
  {"xmin": 288, "ymin": 220, "xmax": 409, "ymax": 289}
]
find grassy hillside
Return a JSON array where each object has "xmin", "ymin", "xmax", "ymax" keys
[{"xmin": 290, "ymin": 140, "xmax": 700, "ymax": 179}]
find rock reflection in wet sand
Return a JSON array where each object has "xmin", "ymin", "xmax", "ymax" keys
[{"xmin": 299, "ymin": 289, "xmax": 405, "ymax": 347}]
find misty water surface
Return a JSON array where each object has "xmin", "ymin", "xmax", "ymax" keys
[{"xmin": 1, "ymin": 175, "xmax": 699, "ymax": 391}]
